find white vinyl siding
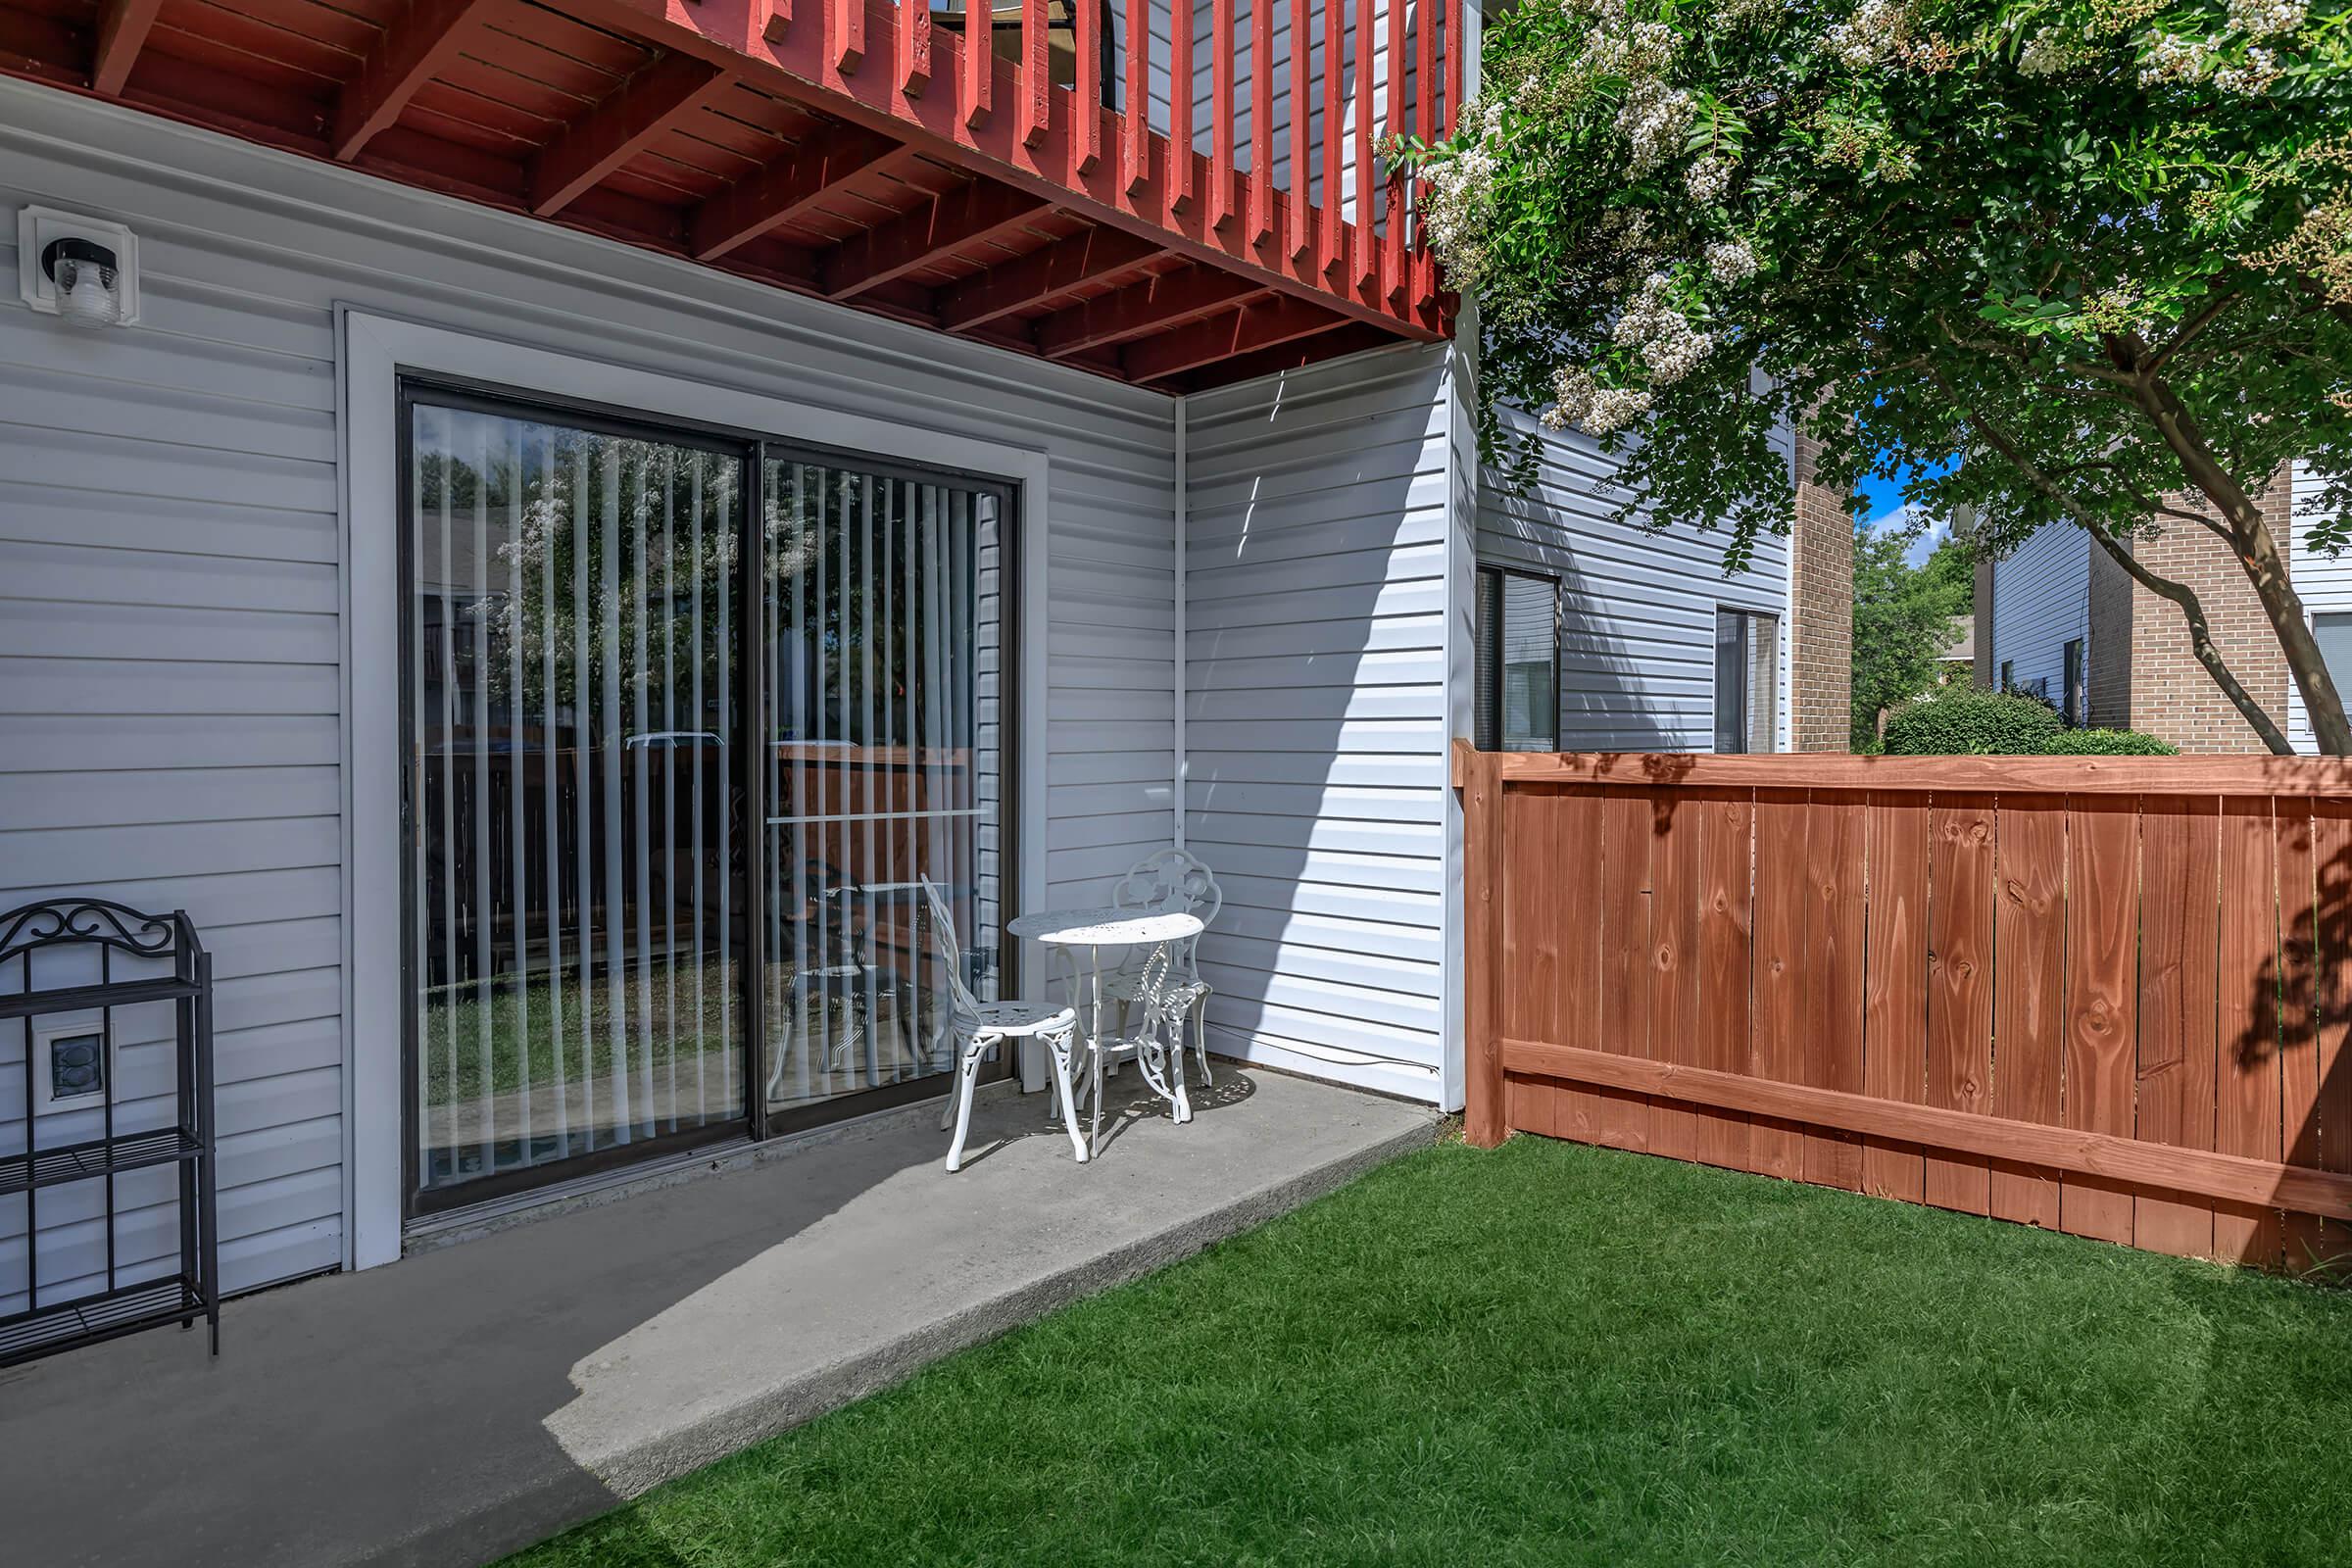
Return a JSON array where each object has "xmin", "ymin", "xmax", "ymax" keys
[
  {"xmin": 2289, "ymin": 461, "xmax": 2352, "ymax": 754},
  {"xmin": 0, "ymin": 79, "xmax": 1176, "ymax": 1297},
  {"xmin": 1475, "ymin": 406, "xmax": 1791, "ymax": 753},
  {"xmin": 1986, "ymin": 522, "xmax": 2090, "ymax": 709},
  {"xmin": 1182, "ymin": 343, "xmax": 1454, "ymax": 1103}
]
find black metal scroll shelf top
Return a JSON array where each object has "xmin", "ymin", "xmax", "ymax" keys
[{"xmin": 0, "ymin": 898, "xmax": 220, "ymax": 1368}]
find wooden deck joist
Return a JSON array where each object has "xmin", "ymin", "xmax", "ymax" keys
[{"xmin": 3, "ymin": 0, "xmax": 1459, "ymax": 387}]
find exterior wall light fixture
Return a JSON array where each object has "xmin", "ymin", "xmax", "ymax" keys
[{"xmin": 18, "ymin": 207, "xmax": 140, "ymax": 329}]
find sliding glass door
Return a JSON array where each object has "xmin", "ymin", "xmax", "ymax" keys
[
  {"xmin": 403, "ymin": 391, "xmax": 751, "ymax": 1207},
  {"xmin": 400, "ymin": 383, "xmax": 1015, "ymax": 1210},
  {"xmin": 759, "ymin": 457, "xmax": 1007, "ymax": 1120}
]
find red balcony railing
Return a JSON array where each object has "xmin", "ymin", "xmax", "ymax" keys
[{"xmin": 1, "ymin": 0, "xmax": 1458, "ymax": 386}]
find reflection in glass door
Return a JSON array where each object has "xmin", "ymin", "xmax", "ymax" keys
[
  {"xmin": 403, "ymin": 393, "xmax": 750, "ymax": 1205},
  {"xmin": 760, "ymin": 458, "xmax": 1006, "ymax": 1115}
]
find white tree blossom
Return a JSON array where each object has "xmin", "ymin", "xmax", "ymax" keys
[
  {"xmin": 1686, "ymin": 156, "xmax": 1734, "ymax": 201},
  {"xmin": 1706, "ymin": 237, "xmax": 1759, "ymax": 283},
  {"xmin": 1543, "ymin": 364, "xmax": 1654, "ymax": 435},
  {"xmin": 2227, "ymin": 0, "xmax": 2307, "ymax": 37},
  {"xmin": 1617, "ymin": 78, "xmax": 1696, "ymax": 175}
]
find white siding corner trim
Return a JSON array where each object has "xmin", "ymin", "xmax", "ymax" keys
[{"xmin": 340, "ymin": 312, "xmax": 1054, "ymax": 1268}]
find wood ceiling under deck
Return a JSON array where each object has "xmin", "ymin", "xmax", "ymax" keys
[{"xmin": 0, "ymin": 0, "xmax": 1455, "ymax": 390}]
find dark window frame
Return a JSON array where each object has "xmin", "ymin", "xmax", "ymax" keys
[
  {"xmin": 1473, "ymin": 564, "xmax": 1563, "ymax": 753},
  {"xmin": 1713, "ymin": 606, "xmax": 1781, "ymax": 755},
  {"xmin": 395, "ymin": 374, "xmax": 1024, "ymax": 1219}
]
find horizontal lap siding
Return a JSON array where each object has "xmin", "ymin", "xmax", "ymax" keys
[
  {"xmin": 2288, "ymin": 462, "xmax": 2352, "ymax": 755},
  {"xmin": 1184, "ymin": 344, "xmax": 1452, "ymax": 1102},
  {"xmin": 0, "ymin": 81, "xmax": 1175, "ymax": 1294},
  {"xmin": 1479, "ymin": 407, "xmax": 1791, "ymax": 753},
  {"xmin": 1987, "ymin": 522, "xmax": 2089, "ymax": 701}
]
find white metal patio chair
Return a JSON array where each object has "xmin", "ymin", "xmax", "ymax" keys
[
  {"xmin": 765, "ymin": 874, "xmax": 916, "ymax": 1103},
  {"xmin": 919, "ymin": 877, "xmax": 1089, "ymax": 1172},
  {"xmin": 1100, "ymin": 848, "xmax": 1220, "ymax": 1087}
]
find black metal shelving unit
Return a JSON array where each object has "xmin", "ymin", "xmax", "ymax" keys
[{"xmin": 0, "ymin": 899, "xmax": 219, "ymax": 1368}]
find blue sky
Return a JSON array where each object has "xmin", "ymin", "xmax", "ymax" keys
[{"xmin": 1857, "ymin": 457, "xmax": 1957, "ymax": 566}]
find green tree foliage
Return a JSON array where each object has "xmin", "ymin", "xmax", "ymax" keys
[
  {"xmin": 1410, "ymin": 0, "xmax": 2352, "ymax": 752},
  {"xmin": 1921, "ymin": 532, "xmax": 1977, "ymax": 613},
  {"xmin": 1851, "ymin": 519, "xmax": 1969, "ymax": 747}
]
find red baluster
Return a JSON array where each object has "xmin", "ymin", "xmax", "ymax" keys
[
  {"xmin": 831, "ymin": 0, "xmax": 863, "ymax": 73},
  {"xmin": 1075, "ymin": 0, "xmax": 1101, "ymax": 170},
  {"xmin": 1021, "ymin": 0, "xmax": 1050, "ymax": 145},
  {"xmin": 1414, "ymin": 0, "xmax": 1436, "ymax": 310},
  {"xmin": 1353, "ymin": 0, "xmax": 1372, "ymax": 286},
  {"xmin": 1124, "ymin": 0, "xmax": 1148, "ymax": 191},
  {"xmin": 1211, "ymin": 0, "xmax": 1236, "ymax": 229},
  {"xmin": 1289, "ymin": 0, "xmax": 1311, "ymax": 259},
  {"xmin": 962, "ymin": 0, "xmax": 991, "ymax": 127},
  {"xmin": 1320, "ymin": 0, "xmax": 1340, "ymax": 269},
  {"xmin": 1249, "ymin": 0, "xmax": 1272, "ymax": 241},
  {"xmin": 1444, "ymin": 0, "xmax": 1460, "ymax": 135},
  {"xmin": 1170, "ymin": 0, "xmax": 1194, "ymax": 214},
  {"xmin": 1384, "ymin": 0, "xmax": 1403, "ymax": 299},
  {"xmin": 900, "ymin": 0, "xmax": 932, "ymax": 94}
]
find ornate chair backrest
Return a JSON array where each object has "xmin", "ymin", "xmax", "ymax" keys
[
  {"xmin": 917, "ymin": 876, "xmax": 986, "ymax": 1026},
  {"xmin": 1109, "ymin": 849, "xmax": 1219, "ymax": 976}
]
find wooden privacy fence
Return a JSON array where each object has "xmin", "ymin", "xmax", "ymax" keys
[{"xmin": 1455, "ymin": 744, "xmax": 2352, "ymax": 1270}]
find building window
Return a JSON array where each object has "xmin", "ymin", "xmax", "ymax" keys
[
  {"xmin": 2000, "ymin": 659, "xmax": 2015, "ymax": 692},
  {"xmin": 2318, "ymin": 612, "xmax": 2352, "ymax": 710},
  {"xmin": 1713, "ymin": 608, "xmax": 1780, "ymax": 754},
  {"xmin": 1474, "ymin": 565, "xmax": 1560, "ymax": 752},
  {"xmin": 2063, "ymin": 638, "xmax": 2085, "ymax": 726}
]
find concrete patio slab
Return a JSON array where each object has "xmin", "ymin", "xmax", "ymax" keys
[{"xmin": 0, "ymin": 1068, "xmax": 1437, "ymax": 1568}]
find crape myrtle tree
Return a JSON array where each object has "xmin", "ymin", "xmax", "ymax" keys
[{"xmin": 1406, "ymin": 0, "xmax": 2352, "ymax": 753}]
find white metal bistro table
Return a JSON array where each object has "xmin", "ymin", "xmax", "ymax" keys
[{"xmin": 1006, "ymin": 906, "xmax": 1205, "ymax": 1142}]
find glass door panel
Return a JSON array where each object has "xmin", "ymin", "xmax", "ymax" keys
[
  {"xmin": 760, "ymin": 458, "xmax": 1005, "ymax": 1114},
  {"xmin": 405, "ymin": 395, "xmax": 750, "ymax": 1201}
]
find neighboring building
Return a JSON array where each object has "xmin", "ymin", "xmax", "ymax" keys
[
  {"xmin": 1936, "ymin": 613, "xmax": 1975, "ymax": 686},
  {"xmin": 1471, "ymin": 398, "xmax": 1850, "ymax": 757},
  {"xmin": 1979, "ymin": 466, "xmax": 2352, "ymax": 752},
  {"xmin": 0, "ymin": 0, "xmax": 1841, "ymax": 1336}
]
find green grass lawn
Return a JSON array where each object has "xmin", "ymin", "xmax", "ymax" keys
[{"xmin": 504, "ymin": 1136, "xmax": 2352, "ymax": 1568}]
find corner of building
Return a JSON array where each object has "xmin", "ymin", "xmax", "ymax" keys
[{"xmin": 1789, "ymin": 428, "xmax": 1853, "ymax": 752}]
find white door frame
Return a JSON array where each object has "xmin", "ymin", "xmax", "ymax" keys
[{"xmin": 339, "ymin": 308, "xmax": 1053, "ymax": 1269}]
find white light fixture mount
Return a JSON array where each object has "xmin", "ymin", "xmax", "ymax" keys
[{"xmin": 18, "ymin": 206, "xmax": 139, "ymax": 328}]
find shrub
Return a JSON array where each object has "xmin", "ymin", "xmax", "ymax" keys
[
  {"xmin": 1883, "ymin": 689, "xmax": 2065, "ymax": 756},
  {"xmin": 2039, "ymin": 728, "xmax": 2179, "ymax": 757}
]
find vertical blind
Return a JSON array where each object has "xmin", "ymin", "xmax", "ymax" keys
[
  {"xmin": 760, "ymin": 459, "xmax": 1004, "ymax": 1114},
  {"xmin": 1474, "ymin": 565, "xmax": 1560, "ymax": 752},
  {"xmin": 407, "ymin": 400, "xmax": 747, "ymax": 1197},
  {"xmin": 1713, "ymin": 608, "xmax": 1780, "ymax": 755}
]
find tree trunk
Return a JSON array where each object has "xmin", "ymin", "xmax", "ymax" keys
[
  {"xmin": 2231, "ymin": 494, "xmax": 2352, "ymax": 756},
  {"xmin": 2128, "ymin": 362, "xmax": 2352, "ymax": 756}
]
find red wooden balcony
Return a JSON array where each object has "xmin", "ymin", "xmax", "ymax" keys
[{"xmin": 0, "ymin": 0, "xmax": 1458, "ymax": 387}]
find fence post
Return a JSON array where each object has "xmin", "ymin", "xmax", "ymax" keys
[{"xmin": 1457, "ymin": 740, "xmax": 1505, "ymax": 1147}]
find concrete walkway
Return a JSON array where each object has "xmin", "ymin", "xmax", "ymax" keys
[{"xmin": 0, "ymin": 1068, "xmax": 1436, "ymax": 1568}]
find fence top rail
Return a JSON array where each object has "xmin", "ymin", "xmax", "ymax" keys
[{"xmin": 1449, "ymin": 740, "xmax": 2352, "ymax": 797}]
